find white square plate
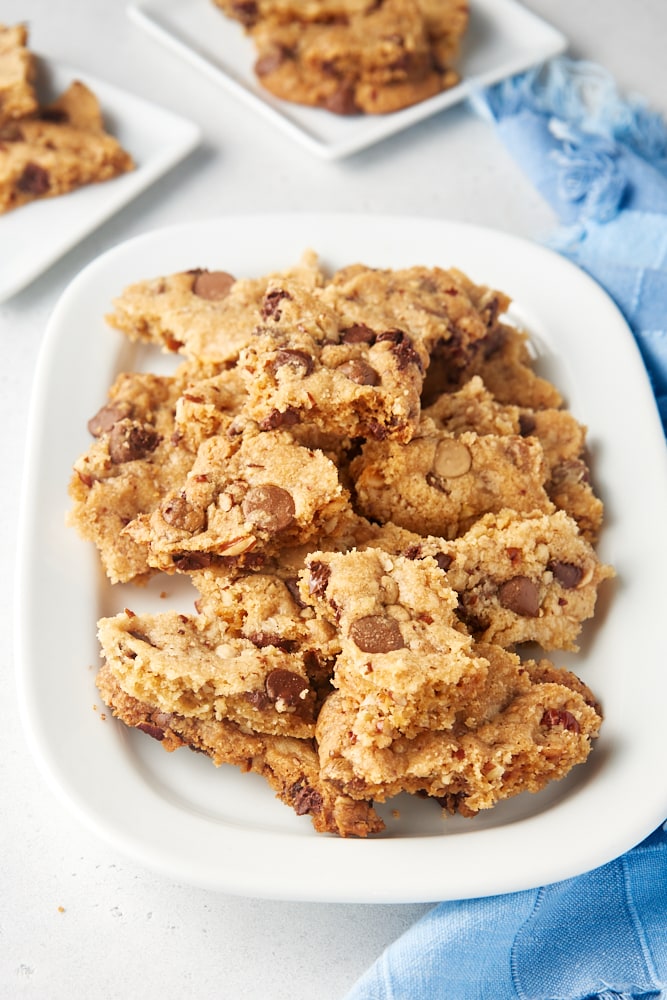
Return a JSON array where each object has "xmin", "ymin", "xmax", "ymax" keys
[
  {"xmin": 16, "ymin": 214, "xmax": 667, "ymax": 903},
  {"xmin": 127, "ymin": 0, "xmax": 566, "ymax": 160},
  {"xmin": 0, "ymin": 59, "xmax": 200, "ymax": 303}
]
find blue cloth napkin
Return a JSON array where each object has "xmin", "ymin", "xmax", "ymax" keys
[
  {"xmin": 475, "ymin": 57, "xmax": 667, "ymax": 430},
  {"xmin": 344, "ymin": 58, "xmax": 667, "ymax": 1000}
]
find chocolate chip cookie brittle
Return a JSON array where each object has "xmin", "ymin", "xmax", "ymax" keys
[
  {"xmin": 239, "ymin": 278, "xmax": 428, "ymax": 443},
  {"xmin": 106, "ymin": 251, "xmax": 324, "ymax": 365},
  {"xmin": 0, "ymin": 78, "xmax": 134, "ymax": 214},
  {"xmin": 300, "ymin": 548, "xmax": 490, "ymax": 745},
  {"xmin": 126, "ymin": 427, "xmax": 349, "ymax": 574},
  {"xmin": 214, "ymin": 0, "xmax": 468, "ymax": 116},
  {"xmin": 350, "ymin": 417, "xmax": 554, "ymax": 538},
  {"xmin": 97, "ymin": 608, "xmax": 319, "ymax": 739},
  {"xmin": 315, "ymin": 651, "xmax": 602, "ymax": 813},
  {"xmin": 68, "ymin": 363, "xmax": 243, "ymax": 584},
  {"xmin": 0, "ymin": 23, "xmax": 37, "ymax": 126},
  {"xmin": 71, "ymin": 252, "xmax": 614, "ymax": 837}
]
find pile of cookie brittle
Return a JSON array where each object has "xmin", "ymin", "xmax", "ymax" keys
[
  {"xmin": 211, "ymin": 0, "xmax": 469, "ymax": 115},
  {"xmin": 68, "ymin": 251, "xmax": 614, "ymax": 837},
  {"xmin": 0, "ymin": 23, "xmax": 133, "ymax": 214}
]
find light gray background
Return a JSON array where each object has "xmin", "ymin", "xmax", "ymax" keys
[{"xmin": 2, "ymin": 2, "xmax": 665, "ymax": 997}]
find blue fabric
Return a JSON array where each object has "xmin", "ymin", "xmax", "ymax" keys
[
  {"xmin": 344, "ymin": 58, "xmax": 667, "ymax": 1000},
  {"xmin": 345, "ymin": 826, "xmax": 667, "ymax": 999},
  {"xmin": 473, "ymin": 57, "xmax": 667, "ymax": 428}
]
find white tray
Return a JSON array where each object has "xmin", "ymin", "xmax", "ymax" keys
[{"xmin": 16, "ymin": 214, "xmax": 667, "ymax": 902}]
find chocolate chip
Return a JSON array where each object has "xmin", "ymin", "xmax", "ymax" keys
[
  {"xmin": 336, "ymin": 359, "xmax": 380, "ymax": 386},
  {"xmin": 255, "ymin": 47, "xmax": 291, "ymax": 76},
  {"xmin": 432, "ymin": 439, "xmax": 472, "ymax": 478},
  {"xmin": 127, "ymin": 629, "xmax": 156, "ymax": 647},
  {"xmin": 323, "ymin": 85, "xmax": 359, "ymax": 116},
  {"xmin": 258, "ymin": 406, "xmax": 300, "ymax": 430},
  {"xmin": 246, "ymin": 631, "xmax": 298, "ymax": 653},
  {"xmin": 265, "ymin": 669, "xmax": 309, "ymax": 706},
  {"xmin": 38, "ymin": 107, "xmax": 69, "ymax": 123},
  {"xmin": 349, "ymin": 615, "xmax": 405, "ymax": 653},
  {"xmin": 480, "ymin": 295, "xmax": 502, "ymax": 330},
  {"xmin": 548, "ymin": 561, "xmax": 584, "ymax": 589},
  {"xmin": 341, "ymin": 324, "xmax": 376, "ymax": 345},
  {"xmin": 376, "ymin": 330, "xmax": 423, "ymax": 372},
  {"xmin": 232, "ymin": 0, "xmax": 259, "ymax": 25},
  {"xmin": 261, "ymin": 288, "xmax": 291, "ymax": 320},
  {"xmin": 136, "ymin": 722, "xmax": 165, "ymax": 741},
  {"xmin": 108, "ymin": 421, "xmax": 160, "ymax": 463},
  {"xmin": 368, "ymin": 421, "xmax": 390, "ymax": 440},
  {"xmin": 192, "ymin": 270, "xmax": 235, "ymax": 300},
  {"xmin": 161, "ymin": 494, "xmax": 206, "ymax": 533},
  {"xmin": 18, "ymin": 162, "xmax": 50, "ymax": 195},
  {"xmin": 518, "ymin": 413, "xmax": 537, "ymax": 437},
  {"xmin": 270, "ymin": 349, "xmax": 314, "ymax": 378},
  {"xmin": 87, "ymin": 401, "xmax": 132, "ymax": 437},
  {"xmin": 245, "ymin": 689, "xmax": 271, "ymax": 710},
  {"xmin": 541, "ymin": 708, "xmax": 581, "ymax": 733},
  {"xmin": 497, "ymin": 577, "xmax": 540, "ymax": 617},
  {"xmin": 172, "ymin": 552, "xmax": 214, "ymax": 571},
  {"xmin": 242, "ymin": 484, "xmax": 295, "ymax": 532},
  {"xmin": 284, "ymin": 576, "xmax": 307, "ymax": 608},
  {"xmin": 434, "ymin": 552, "xmax": 453, "ymax": 572},
  {"xmin": 290, "ymin": 780, "xmax": 323, "ymax": 816},
  {"xmin": 308, "ymin": 561, "xmax": 331, "ymax": 598}
]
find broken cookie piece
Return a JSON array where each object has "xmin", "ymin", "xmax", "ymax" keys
[
  {"xmin": 316, "ymin": 652, "xmax": 602, "ymax": 813},
  {"xmin": 106, "ymin": 251, "xmax": 325, "ymax": 364},
  {"xmin": 0, "ymin": 79, "xmax": 134, "ymax": 213},
  {"xmin": 98, "ymin": 608, "xmax": 320, "ymax": 739},
  {"xmin": 351, "ymin": 417, "xmax": 554, "ymax": 538},
  {"xmin": 126, "ymin": 427, "xmax": 350, "ymax": 574},
  {"xmin": 300, "ymin": 547, "xmax": 489, "ymax": 745},
  {"xmin": 0, "ymin": 23, "xmax": 38, "ymax": 126}
]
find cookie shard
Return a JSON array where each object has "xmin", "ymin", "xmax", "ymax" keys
[
  {"xmin": 127, "ymin": 427, "xmax": 350, "ymax": 574},
  {"xmin": 68, "ymin": 364, "xmax": 242, "ymax": 584},
  {"xmin": 239, "ymin": 279, "xmax": 427, "ymax": 443},
  {"xmin": 351, "ymin": 420, "xmax": 554, "ymax": 539},
  {"xmin": 322, "ymin": 263, "xmax": 503, "ymax": 360},
  {"xmin": 446, "ymin": 508, "xmax": 615, "ymax": 651},
  {"xmin": 106, "ymin": 251, "xmax": 325, "ymax": 364},
  {"xmin": 0, "ymin": 79, "xmax": 134, "ymax": 214},
  {"xmin": 0, "ymin": 22, "xmax": 38, "ymax": 125},
  {"xmin": 301, "ymin": 548, "xmax": 490, "ymax": 745},
  {"xmin": 226, "ymin": 0, "xmax": 468, "ymax": 115},
  {"xmin": 423, "ymin": 322, "xmax": 563, "ymax": 411},
  {"xmin": 98, "ymin": 608, "xmax": 327, "ymax": 738},
  {"xmin": 96, "ymin": 661, "xmax": 384, "ymax": 837},
  {"xmin": 316, "ymin": 651, "xmax": 602, "ymax": 813}
]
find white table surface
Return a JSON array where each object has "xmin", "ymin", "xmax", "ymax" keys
[{"xmin": 2, "ymin": 2, "xmax": 665, "ymax": 997}]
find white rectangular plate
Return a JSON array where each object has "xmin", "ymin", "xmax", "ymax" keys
[
  {"xmin": 127, "ymin": 0, "xmax": 566, "ymax": 160},
  {"xmin": 0, "ymin": 59, "xmax": 200, "ymax": 303},
  {"xmin": 16, "ymin": 214, "xmax": 667, "ymax": 902}
]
